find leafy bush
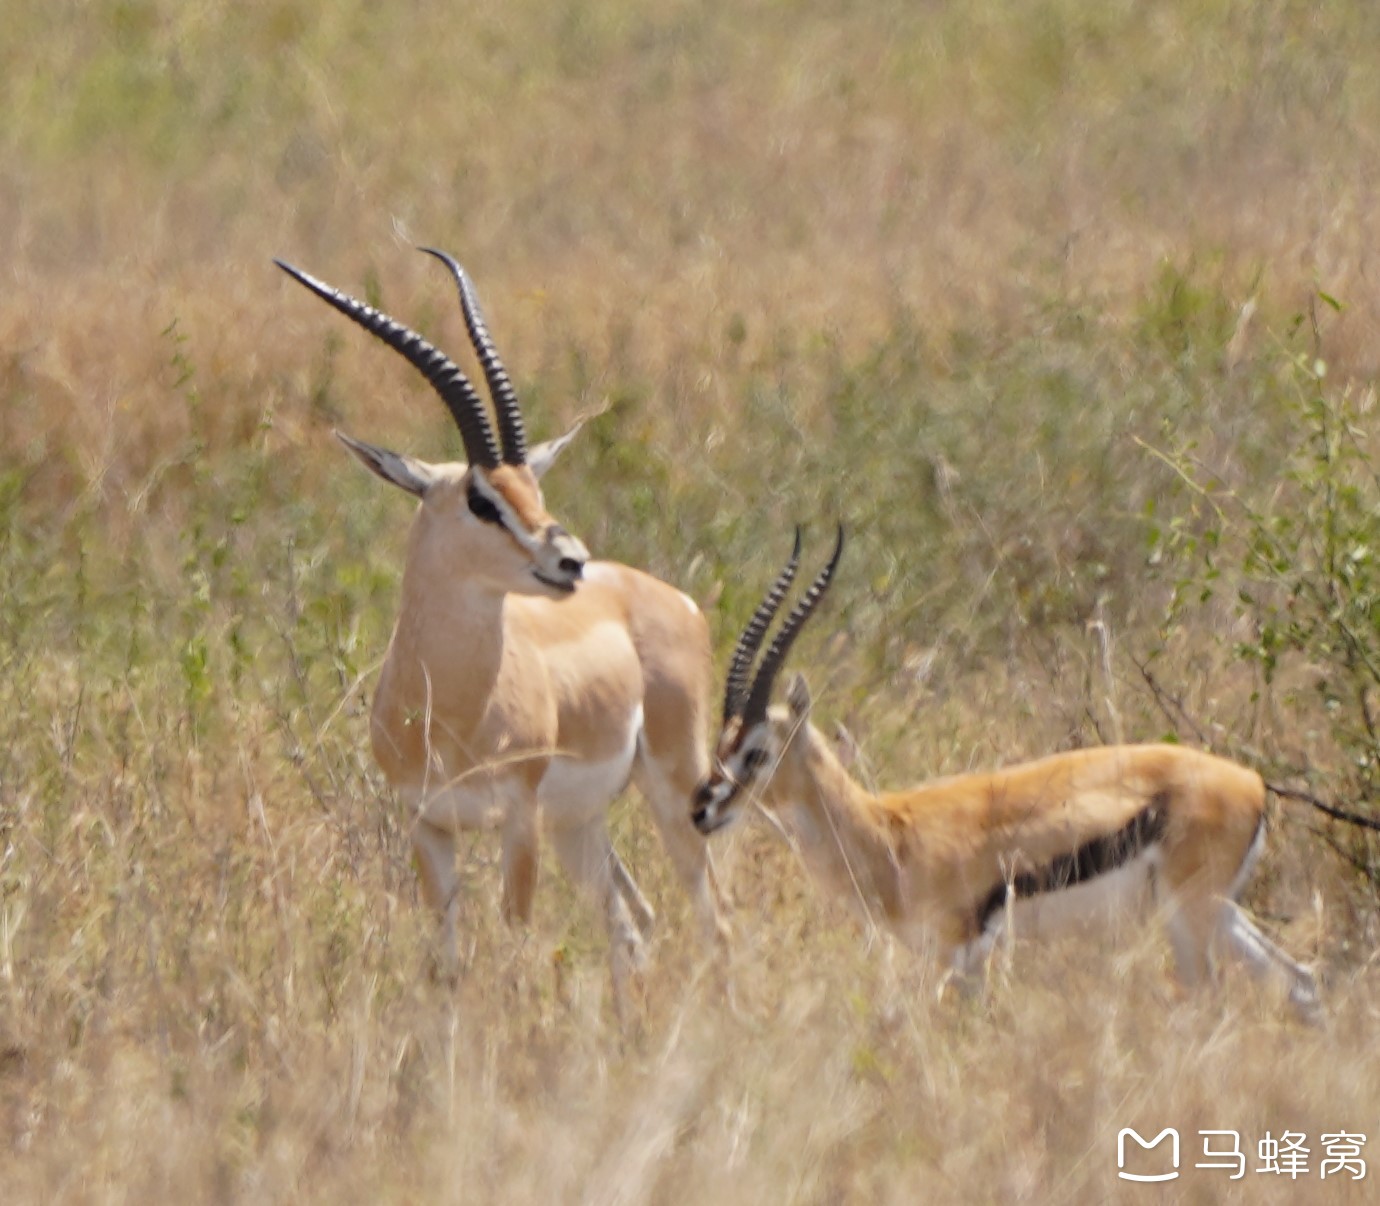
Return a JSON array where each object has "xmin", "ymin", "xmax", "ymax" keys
[{"xmin": 1151, "ymin": 297, "xmax": 1380, "ymax": 880}]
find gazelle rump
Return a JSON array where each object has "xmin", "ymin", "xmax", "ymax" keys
[
  {"xmin": 692, "ymin": 533, "xmax": 1321, "ymax": 1020},
  {"xmin": 277, "ymin": 250, "xmax": 729, "ymax": 1015}
]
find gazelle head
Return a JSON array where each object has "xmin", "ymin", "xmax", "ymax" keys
[
  {"xmin": 276, "ymin": 248, "xmax": 589, "ymax": 597},
  {"xmin": 692, "ymin": 527, "xmax": 844, "ymax": 835}
]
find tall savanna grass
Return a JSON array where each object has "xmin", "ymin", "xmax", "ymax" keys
[{"xmin": 4, "ymin": 1, "xmax": 1380, "ymax": 1200}]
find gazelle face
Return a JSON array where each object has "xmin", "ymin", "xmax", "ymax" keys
[
  {"xmin": 694, "ymin": 529, "xmax": 844, "ymax": 837},
  {"xmin": 337, "ymin": 431, "xmax": 589, "ymax": 598},
  {"xmin": 436, "ymin": 461, "xmax": 589, "ymax": 597},
  {"xmin": 279, "ymin": 250, "xmax": 593, "ymax": 601},
  {"xmin": 692, "ymin": 677, "xmax": 813, "ymax": 834},
  {"xmin": 692, "ymin": 718, "xmax": 778, "ymax": 834}
]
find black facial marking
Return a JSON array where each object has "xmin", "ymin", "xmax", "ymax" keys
[
  {"xmin": 972, "ymin": 793, "xmax": 1170, "ymax": 936},
  {"xmin": 742, "ymin": 747, "xmax": 769, "ymax": 773},
  {"xmin": 467, "ymin": 488, "xmax": 503, "ymax": 526}
]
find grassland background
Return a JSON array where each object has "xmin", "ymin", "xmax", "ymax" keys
[{"xmin": 4, "ymin": 1, "xmax": 1380, "ymax": 1201}]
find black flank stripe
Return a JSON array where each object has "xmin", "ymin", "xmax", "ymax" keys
[{"xmin": 973, "ymin": 793, "xmax": 1169, "ymax": 936}]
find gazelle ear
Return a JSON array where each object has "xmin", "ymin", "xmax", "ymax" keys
[
  {"xmin": 527, "ymin": 418, "xmax": 585, "ymax": 480},
  {"xmin": 336, "ymin": 430, "xmax": 439, "ymax": 498},
  {"xmin": 785, "ymin": 672, "xmax": 813, "ymax": 720},
  {"xmin": 833, "ymin": 721, "xmax": 862, "ymax": 770}
]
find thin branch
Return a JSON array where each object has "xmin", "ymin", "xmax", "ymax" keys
[
  {"xmin": 1131, "ymin": 656, "xmax": 1210, "ymax": 747},
  {"xmin": 1266, "ymin": 781, "xmax": 1380, "ymax": 834}
]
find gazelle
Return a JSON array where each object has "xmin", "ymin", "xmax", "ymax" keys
[
  {"xmin": 277, "ymin": 249, "xmax": 729, "ymax": 1015},
  {"xmin": 691, "ymin": 531, "xmax": 1322, "ymax": 1020}
]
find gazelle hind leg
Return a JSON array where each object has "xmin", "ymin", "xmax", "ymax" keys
[
  {"xmin": 1164, "ymin": 899, "xmax": 1213, "ymax": 990},
  {"xmin": 1216, "ymin": 901, "xmax": 1322, "ymax": 1022},
  {"xmin": 547, "ymin": 819, "xmax": 646, "ymax": 1026},
  {"xmin": 943, "ymin": 928, "xmax": 998, "ymax": 1004}
]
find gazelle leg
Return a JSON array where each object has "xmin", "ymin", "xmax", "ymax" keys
[
  {"xmin": 501, "ymin": 802, "xmax": 540, "ymax": 926},
  {"xmin": 943, "ymin": 932, "xmax": 995, "ymax": 1003},
  {"xmin": 412, "ymin": 817, "xmax": 461, "ymax": 979},
  {"xmin": 1166, "ymin": 892, "xmax": 1322, "ymax": 1021},
  {"xmin": 634, "ymin": 753, "xmax": 733, "ymax": 953},
  {"xmin": 547, "ymin": 819, "xmax": 646, "ymax": 1026},
  {"xmin": 1216, "ymin": 901, "xmax": 1322, "ymax": 1022},
  {"xmin": 1164, "ymin": 894, "xmax": 1215, "ymax": 990},
  {"xmin": 610, "ymin": 856, "xmax": 657, "ymax": 942}
]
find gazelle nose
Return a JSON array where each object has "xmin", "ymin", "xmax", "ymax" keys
[
  {"xmin": 549, "ymin": 525, "xmax": 589, "ymax": 562},
  {"xmin": 558, "ymin": 555, "xmax": 584, "ymax": 579},
  {"xmin": 691, "ymin": 780, "xmax": 724, "ymax": 834}
]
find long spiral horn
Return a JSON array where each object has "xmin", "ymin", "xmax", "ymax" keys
[
  {"xmin": 275, "ymin": 259, "xmax": 501, "ymax": 469},
  {"xmin": 741, "ymin": 526, "xmax": 845, "ymax": 727},
  {"xmin": 419, "ymin": 248, "xmax": 528, "ymax": 466},
  {"xmin": 723, "ymin": 528, "xmax": 802, "ymax": 723}
]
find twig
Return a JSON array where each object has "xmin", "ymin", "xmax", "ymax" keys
[
  {"xmin": 1131, "ymin": 656, "xmax": 1210, "ymax": 747},
  {"xmin": 1266, "ymin": 781, "xmax": 1380, "ymax": 834},
  {"xmin": 1133, "ymin": 657, "xmax": 1380, "ymax": 834}
]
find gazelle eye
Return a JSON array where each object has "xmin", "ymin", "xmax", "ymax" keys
[
  {"xmin": 742, "ymin": 747, "xmax": 769, "ymax": 772},
  {"xmin": 467, "ymin": 489, "xmax": 503, "ymax": 525}
]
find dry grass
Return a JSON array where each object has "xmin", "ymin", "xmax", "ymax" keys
[{"xmin": 5, "ymin": 1, "xmax": 1380, "ymax": 1200}]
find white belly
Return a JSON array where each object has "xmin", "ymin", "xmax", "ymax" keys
[
  {"xmin": 945, "ymin": 847, "xmax": 1162, "ymax": 977},
  {"xmin": 538, "ymin": 703, "xmax": 643, "ymax": 826},
  {"xmin": 410, "ymin": 778, "xmax": 514, "ymax": 830},
  {"xmin": 994, "ymin": 846, "xmax": 1161, "ymax": 940},
  {"xmin": 403, "ymin": 705, "xmax": 644, "ymax": 832}
]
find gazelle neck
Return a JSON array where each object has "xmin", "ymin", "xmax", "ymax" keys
[
  {"xmin": 774, "ymin": 721, "xmax": 902, "ymax": 925},
  {"xmin": 403, "ymin": 515, "xmax": 508, "ymax": 609},
  {"xmin": 383, "ymin": 514, "xmax": 519, "ymax": 712},
  {"xmin": 369, "ymin": 528, "xmax": 533, "ymax": 789}
]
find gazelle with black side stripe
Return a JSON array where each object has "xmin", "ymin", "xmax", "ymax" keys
[
  {"xmin": 692, "ymin": 532, "xmax": 1321, "ymax": 1020},
  {"xmin": 277, "ymin": 250, "xmax": 729, "ymax": 1017}
]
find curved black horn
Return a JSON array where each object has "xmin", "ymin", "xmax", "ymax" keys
[
  {"xmin": 419, "ymin": 248, "xmax": 528, "ymax": 466},
  {"xmin": 275, "ymin": 259, "xmax": 501, "ymax": 469},
  {"xmin": 741, "ymin": 526, "xmax": 845, "ymax": 727},
  {"xmin": 724, "ymin": 528, "xmax": 803, "ymax": 723}
]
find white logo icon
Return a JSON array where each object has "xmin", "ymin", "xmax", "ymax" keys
[{"xmin": 1118, "ymin": 1128, "xmax": 1181, "ymax": 1182}]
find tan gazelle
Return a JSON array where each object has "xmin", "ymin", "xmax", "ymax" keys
[
  {"xmin": 692, "ymin": 531, "xmax": 1321, "ymax": 1021},
  {"xmin": 277, "ymin": 250, "xmax": 729, "ymax": 1015}
]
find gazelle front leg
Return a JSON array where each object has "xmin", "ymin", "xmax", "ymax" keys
[
  {"xmin": 501, "ymin": 798, "xmax": 541, "ymax": 926},
  {"xmin": 412, "ymin": 816, "xmax": 461, "ymax": 980},
  {"xmin": 546, "ymin": 818, "xmax": 647, "ymax": 1027}
]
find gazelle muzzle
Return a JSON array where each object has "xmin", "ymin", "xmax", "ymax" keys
[
  {"xmin": 531, "ymin": 524, "xmax": 590, "ymax": 593},
  {"xmin": 692, "ymin": 776, "xmax": 738, "ymax": 834}
]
